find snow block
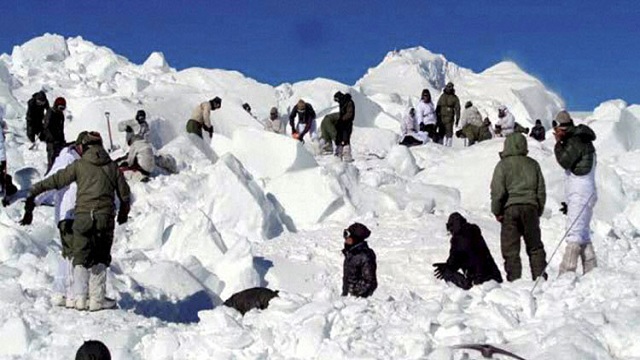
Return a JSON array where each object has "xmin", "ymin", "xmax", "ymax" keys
[
  {"xmin": 11, "ymin": 34, "xmax": 69, "ymax": 66},
  {"xmin": 387, "ymin": 145, "xmax": 420, "ymax": 177},
  {"xmin": 213, "ymin": 235, "xmax": 261, "ymax": 300},
  {"xmin": 203, "ymin": 154, "xmax": 284, "ymax": 241},
  {"xmin": 210, "ymin": 105, "xmax": 264, "ymax": 139},
  {"xmin": 129, "ymin": 212, "xmax": 165, "ymax": 251},
  {"xmin": 624, "ymin": 201, "xmax": 640, "ymax": 233},
  {"xmin": 349, "ymin": 127, "xmax": 398, "ymax": 157},
  {"xmin": 0, "ymin": 224, "xmax": 45, "ymax": 262},
  {"xmin": 230, "ymin": 128, "xmax": 317, "ymax": 179},
  {"xmin": 0, "ymin": 317, "xmax": 31, "ymax": 356},
  {"xmin": 143, "ymin": 52, "xmax": 171, "ymax": 72},
  {"xmin": 266, "ymin": 167, "xmax": 345, "ymax": 227},
  {"xmin": 158, "ymin": 135, "xmax": 218, "ymax": 171},
  {"xmin": 132, "ymin": 261, "xmax": 210, "ymax": 299}
]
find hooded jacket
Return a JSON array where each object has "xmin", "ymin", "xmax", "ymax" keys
[
  {"xmin": 26, "ymin": 91, "xmax": 49, "ymax": 127},
  {"xmin": 35, "ymin": 146, "xmax": 80, "ymax": 223},
  {"xmin": 530, "ymin": 124, "xmax": 546, "ymax": 141},
  {"xmin": 41, "ymin": 107, "xmax": 66, "ymax": 144},
  {"xmin": 459, "ymin": 105, "xmax": 484, "ymax": 128},
  {"xmin": 490, "ymin": 133, "xmax": 546, "ymax": 216},
  {"xmin": 30, "ymin": 144, "xmax": 131, "ymax": 216},
  {"xmin": 401, "ymin": 109, "xmax": 418, "ymax": 135},
  {"xmin": 337, "ymin": 93, "xmax": 355, "ymax": 123},
  {"xmin": 495, "ymin": 109, "xmax": 516, "ymax": 135},
  {"xmin": 289, "ymin": 103, "xmax": 316, "ymax": 138},
  {"xmin": 416, "ymin": 99, "xmax": 437, "ymax": 126},
  {"xmin": 436, "ymin": 89, "xmax": 461, "ymax": 124},
  {"xmin": 554, "ymin": 124, "xmax": 596, "ymax": 176},
  {"xmin": 127, "ymin": 138, "xmax": 156, "ymax": 174},
  {"xmin": 342, "ymin": 241, "xmax": 377, "ymax": 298}
]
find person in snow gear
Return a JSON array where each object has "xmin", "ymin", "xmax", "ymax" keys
[
  {"xmin": 436, "ymin": 82, "xmax": 461, "ymax": 147},
  {"xmin": 117, "ymin": 109, "xmax": 150, "ymax": 145},
  {"xmin": 0, "ymin": 105, "xmax": 17, "ymax": 204},
  {"xmin": 530, "ymin": 119, "xmax": 546, "ymax": 141},
  {"xmin": 289, "ymin": 99, "xmax": 317, "ymax": 143},
  {"xmin": 342, "ymin": 222, "xmax": 377, "ymax": 297},
  {"xmin": 75, "ymin": 340, "xmax": 111, "ymax": 360},
  {"xmin": 399, "ymin": 107, "xmax": 426, "ymax": 146},
  {"xmin": 224, "ymin": 287, "xmax": 279, "ymax": 315},
  {"xmin": 457, "ymin": 101, "xmax": 485, "ymax": 146},
  {"xmin": 41, "ymin": 97, "xmax": 67, "ymax": 171},
  {"xmin": 21, "ymin": 142, "xmax": 81, "ymax": 308},
  {"xmin": 433, "ymin": 213, "xmax": 503, "ymax": 289},
  {"xmin": 264, "ymin": 107, "xmax": 285, "ymax": 134},
  {"xmin": 118, "ymin": 134, "xmax": 155, "ymax": 181},
  {"xmin": 553, "ymin": 110, "xmax": 598, "ymax": 275},
  {"xmin": 26, "ymin": 90, "xmax": 49, "ymax": 144},
  {"xmin": 333, "ymin": 91, "xmax": 356, "ymax": 162},
  {"xmin": 319, "ymin": 112, "xmax": 339, "ymax": 154},
  {"xmin": 490, "ymin": 133, "xmax": 547, "ymax": 281},
  {"xmin": 25, "ymin": 131, "xmax": 131, "ymax": 311},
  {"xmin": 416, "ymin": 89, "xmax": 437, "ymax": 142},
  {"xmin": 494, "ymin": 105, "xmax": 518, "ymax": 137},
  {"xmin": 187, "ymin": 97, "xmax": 221, "ymax": 139}
]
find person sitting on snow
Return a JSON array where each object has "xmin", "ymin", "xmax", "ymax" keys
[
  {"xmin": 264, "ymin": 107, "xmax": 285, "ymax": 134},
  {"xmin": 289, "ymin": 99, "xmax": 317, "ymax": 143},
  {"xmin": 117, "ymin": 109, "xmax": 150, "ymax": 145},
  {"xmin": 186, "ymin": 97, "xmax": 221, "ymax": 139},
  {"xmin": 224, "ymin": 287, "xmax": 279, "ymax": 315},
  {"xmin": 399, "ymin": 107, "xmax": 426, "ymax": 146},
  {"xmin": 529, "ymin": 119, "xmax": 546, "ymax": 141},
  {"xmin": 433, "ymin": 213, "xmax": 503, "ymax": 289},
  {"xmin": 494, "ymin": 105, "xmax": 516, "ymax": 137},
  {"xmin": 342, "ymin": 223, "xmax": 377, "ymax": 298}
]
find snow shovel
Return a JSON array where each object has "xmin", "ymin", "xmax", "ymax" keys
[{"xmin": 104, "ymin": 111, "xmax": 120, "ymax": 152}]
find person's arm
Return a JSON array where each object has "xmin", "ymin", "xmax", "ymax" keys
[
  {"xmin": 454, "ymin": 98, "xmax": 461, "ymax": 125},
  {"xmin": 115, "ymin": 166, "xmax": 132, "ymax": 224},
  {"xmin": 536, "ymin": 163, "xmax": 547, "ymax": 216},
  {"xmin": 554, "ymin": 138, "xmax": 580, "ymax": 171},
  {"xmin": 341, "ymin": 101, "xmax": 354, "ymax": 122},
  {"xmin": 446, "ymin": 238, "xmax": 467, "ymax": 272},
  {"xmin": 29, "ymin": 163, "xmax": 77, "ymax": 198},
  {"xmin": 289, "ymin": 111, "xmax": 296, "ymax": 133},
  {"xmin": 490, "ymin": 163, "xmax": 507, "ymax": 217}
]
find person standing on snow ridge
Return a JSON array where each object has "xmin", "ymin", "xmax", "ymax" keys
[
  {"xmin": 289, "ymin": 99, "xmax": 317, "ymax": 143},
  {"xmin": 433, "ymin": 213, "xmax": 503, "ymax": 289},
  {"xmin": 553, "ymin": 111, "xmax": 598, "ymax": 275},
  {"xmin": 416, "ymin": 89, "xmax": 437, "ymax": 142},
  {"xmin": 494, "ymin": 105, "xmax": 516, "ymax": 137},
  {"xmin": 24, "ymin": 131, "xmax": 131, "ymax": 311},
  {"xmin": 342, "ymin": 223, "xmax": 377, "ymax": 298},
  {"xmin": 530, "ymin": 119, "xmax": 546, "ymax": 141},
  {"xmin": 333, "ymin": 91, "xmax": 356, "ymax": 162},
  {"xmin": 436, "ymin": 82, "xmax": 461, "ymax": 147},
  {"xmin": 117, "ymin": 109, "xmax": 150, "ymax": 145},
  {"xmin": 490, "ymin": 133, "xmax": 548, "ymax": 281},
  {"xmin": 26, "ymin": 90, "xmax": 50, "ymax": 145},
  {"xmin": 41, "ymin": 97, "xmax": 67, "ymax": 171},
  {"xmin": 20, "ymin": 142, "xmax": 81, "ymax": 308},
  {"xmin": 186, "ymin": 97, "xmax": 221, "ymax": 139}
]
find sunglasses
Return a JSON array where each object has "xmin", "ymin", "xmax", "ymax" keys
[
  {"xmin": 57, "ymin": 105, "xmax": 66, "ymax": 111},
  {"xmin": 343, "ymin": 229, "xmax": 350, "ymax": 239}
]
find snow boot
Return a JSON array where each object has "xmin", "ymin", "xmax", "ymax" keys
[
  {"xmin": 73, "ymin": 265, "xmax": 89, "ymax": 311},
  {"xmin": 334, "ymin": 145, "xmax": 343, "ymax": 158},
  {"xmin": 558, "ymin": 242, "xmax": 581, "ymax": 275},
  {"xmin": 342, "ymin": 145, "xmax": 354, "ymax": 162},
  {"xmin": 89, "ymin": 264, "xmax": 116, "ymax": 311},
  {"xmin": 51, "ymin": 294, "xmax": 66, "ymax": 307},
  {"xmin": 319, "ymin": 139, "xmax": 333, "ymax": 155},
  {"xmin": 444, "ymin": 137, "xmax": 453, "ymax": 147},
  {"xmin": 580, "ymin": 243, "xmax": 597, "ymax": 274}
]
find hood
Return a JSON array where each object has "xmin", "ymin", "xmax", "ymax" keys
[
  {"xmin": 500, "ymin": 133, "xmax": 528, "ymax": 158},
  {"xmin": 82, "ymin": 145, "xmax": 113, "ymax": 166},
  {"xmin": 568, "ymin": 124, "xmax": 596, "ymax": 142},
  {"xmin": 446, "ymin": 212, "xmax": 467, "ymax": 235}
]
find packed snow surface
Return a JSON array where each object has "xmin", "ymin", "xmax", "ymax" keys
[{"xmin": 0, "ymin": 34, "xmax": 639, "ymax": 359}]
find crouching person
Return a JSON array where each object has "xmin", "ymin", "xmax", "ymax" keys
[
  {"xmin": 342, "ymin": 223, "xmax": 377, "ymax": 298},
  {"xmin": 119, "ymin": 135, "xmax": 177, "ymax": 182},
  {"xmin": 25, "ymin": 131, "xmax": 131, "ymax": 311},
  {"xmin": 433, "ymin": 213, "xmax": 503, "ymax": 289},
  {"xmin": 223, "ymin": 287, "xmax": 279, "ymax": 315}
]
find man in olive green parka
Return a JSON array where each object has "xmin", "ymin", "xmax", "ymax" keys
[
  {"xmin": 436, "ymin": 82, "xmax": 461, "ymax": 147},
  {"xmin": 490, "ymin": 133, "xmax": 547, "ymax": 281}
]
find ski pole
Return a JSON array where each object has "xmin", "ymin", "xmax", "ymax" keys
[
  {"xmin": 105, "ymin": 112, "xmax": 114, "ymax": 151},
  {"xmin": 531, "ymin": 192, "xmax": 596, "ymax": 293}
]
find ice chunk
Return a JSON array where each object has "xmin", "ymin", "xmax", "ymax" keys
[
  {"xmin": 0, "ymin": 318, "xmax": 32, "ymax": 356},
  {"xmin": 387, "ymin": 145, "xmax": 420, "ymax": 177},
  {"xmin": 143, "ymin": 52, "xmax": 171, "ymax": 72},
  {"xmin": 11, "ymin": 34, "xmax": 69, "ymax": 66}
]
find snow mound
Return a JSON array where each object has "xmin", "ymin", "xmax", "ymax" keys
[
  {"xmin": 0, "ymin": 317, "xmax": 32, "ymax": 357},
  {"xmin": 0, "ymin": 223, "xmax": 45, "ymax": 262},
  {"xmin": 387, "ymin": 145, "xmax": 420, "ymax": 177},
  {"xmin": 158, "ymin": 135, "xmax": 218, "ymax": 171},
  {"xmin": 587, "ymin": 100, "xmax": 640, "ymax": 156},
  {"xmin": 11, "ymin": 34, "xmax": 69, "ymax": 66},
  {"xmin": 142, "ymin": 52, "xmax": 170, "ymax": 72}
]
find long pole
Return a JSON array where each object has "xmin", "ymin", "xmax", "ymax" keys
[{"xmin": 105, "ymin": 112, "xmax": 114, "ymax": 151}]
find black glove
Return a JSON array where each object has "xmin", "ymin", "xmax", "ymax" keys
[
  {"xmin": 560, "ymin": 202, "xmax": 568, "ymax": 215},
  {"xmin": 20, "ymin": 211, "xmax": 33, "ymax": 226},
  {"xmin": 433, "ymin": 263, "xmax": 449, "ymax": 280},
  {"xmin": 125, "ymin": 125, "xmax": 133, "ymax": 133},
  {"xmin": 20, "ymin": 196, "xmax": 36, "ymax": 225},
  {"xmin": 117, "ymin": 211, "xmax": 128, "ymax": 225}
]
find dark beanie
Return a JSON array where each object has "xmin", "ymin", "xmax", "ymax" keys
[
  {"xmin": 75, "ymin": 340, "xmax": 111, "ymax": 360},
  {"xmin": 136, "ymin": 110, "xmax": 146, "ymax": 120},
  {"xmin": 346, "ymin": 223, "xmax": 371, "ymax": 242}
]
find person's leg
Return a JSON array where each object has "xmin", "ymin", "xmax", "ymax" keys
[
  {"xmin": 186, "ymin": 120, "xmax": 203, "ymax": 139},
  {"xmin": 71, "ymin": 214, "xmax": 93, "ymax": 310},
  {"xmin": 521, "ymin": 205, "xmax": 547, "ymax": 280},
  {"xmin": 89, "ymin": 214, "xmax": 116, "ymax": 311},
  {"xmin": 501, "ymin": 206, "xmax": 523, "ymax": 281},
  {"xmin": 341, "ymin": 122, "xmax": 354, "ymax": 162}
]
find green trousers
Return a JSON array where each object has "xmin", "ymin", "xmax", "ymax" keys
[
  {"xmin": 321, "ymin": 113, "xmax": 339, "ymax": 145},
  {"xmin": 500, "ymin": 204, "xmax": 547, "ymax": 281},
  {"xmin": 72, "ymin": 213, "xmax": 115, "ymax": 268}
]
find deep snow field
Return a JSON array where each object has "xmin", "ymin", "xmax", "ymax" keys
[{"xmin": 1, "ymin": 34, "xmax": 640, "ymax": 359}]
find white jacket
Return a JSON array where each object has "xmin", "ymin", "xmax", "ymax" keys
[
  {"xmin": 401, "ymin": 111, "xmax": 418, "ymax": 135},
  {"xmin": 564, "ymin": 156, "xmax": 597, "ymax": 244},
  {"xmin": 496, "ymin": 110, "xmax": 516, "ymax": 135},
  {"xmin": 127, "ymin": 138, "xmax": 156, "ymax": 173},
  {"xmin": 264, "ymin": 118, "xmax": 285, "ymax": 134},
  {"xmin": 416, "ymin": 100, "xmax": 436, "ymax": 126},
  {"xmin": 0, "ymin": 105, "xmax": 6, "ymax": 162},
  {"xmin": 36, "ymin": 146, "xmax": 80, "ymax": 223},
  {"xmin": 118, "ymin": 119, "xmax": 150, "ymax": 142},
  {"xmin": 459, "ymin": 106, "xmax": 483, "ymax": 128}
]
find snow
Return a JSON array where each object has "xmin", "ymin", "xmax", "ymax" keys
[{"xmin": 0, "ymin": 34, "xmax": 639, "ymax": 360}]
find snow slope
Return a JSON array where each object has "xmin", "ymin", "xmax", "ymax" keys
[{"xmin": 0, "ymin": 34, "xmax": 639, "ymax": 359}]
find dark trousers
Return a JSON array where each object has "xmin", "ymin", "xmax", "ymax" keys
[
  {"xmin": 500, "ymin": 204, "xmax": 547, "ymax": 281},
  {"xmin": 58, "ymin": 219, "xmax": 74, "ymax": 259},
  {"xmin": 27, "ymin": 122, "xmax": 43, "ymax": 143},
  {"xmin": 186, "ymin": 119, "xmax": 203, "ymax": 139},
  {"xmin": 46, "ymin": 142, "xmax": 64, "ymax": 172},
  {"xmin": 336, "ymin": 121, "xmax": 353, "ymax": 146},
  {"xmin": 72, "ymin": 213, "xmax": 115, "ymax": 268}
]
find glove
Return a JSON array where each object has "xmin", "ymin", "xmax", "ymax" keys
[
  {"xmin": 125, "ymin": 125, "xmax": 133, "ymax": 133},
  {"xmin": 433, "ymin": 263, "xmax": 449, "ymax": 280},
  {"xmin": 560, "ymin": 202, "xmax": 568, "ymax": 215},
  {"xmin": 117, "ymin": 211, "xmax": 128, "ymax": 225},
  {"xmin": 20, "ymin": 211, "xmax": 33, "ymax": 226},
  {"xmin": 20, "ymin": 196, "xmax": 36, "ymax": 225}
]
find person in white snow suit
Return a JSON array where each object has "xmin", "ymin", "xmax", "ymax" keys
[
  {"xmin": 495, "ymin": 105, "xmax": 516, "ymax": 137},
  {"xmin": 20, "ymin": 143, "xmax": 81, "ymax": 307},
  {"xmin": 289, "ymin": 100, "xmax": 317, "ymax": 143},
  {"xmin": 553, "ymin": 111, "xmax": 598, "ymax": 275},
  {"xmin": 118, "ymin": 135, "xmax": 177, "ymax": 181},
  {"xmin": 117, "ymin": 109, "xmax": 150, "ymax": 145},
  {"xmin": 264, "ymin": 107, "xmax": 285, "ymax": 134},
  {"xmin": 186, "ymin": 97, "xmax": 221, "ymax": 139},
  {"xmin": 416, "ymin": 89, "xmax": 437, "ymax": 142},
  {"xmin": 399, "ymin": 107, "xmax": 426, "ymax": 146}
]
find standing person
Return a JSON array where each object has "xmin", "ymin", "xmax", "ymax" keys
[
  {"xmin": 117, "ymin": 110, "xmax": 150, "ymax": 145},
  {"xmin": 494, "ymin": 105, "xmax": 515, "ymax": 137},
  {"xmin": 333, "ymin": 91, "xmax": 356, "ymax": 162},
  {"xmin": 553, "ymin": 111, "xmax": 598, "ymax": 275},
  {"xmin": 433, "ymin": 212, "xmax": 503, "ymax": 289},
  {"xmin": 416, "ymin": 89, "xmax": 437, "ymax": 142},
  {"xmin": 41, "ymin": 97, "xmax": 67, "ymax": 171},
  {"xmin": 529, "ymin": 119, "xmax": 546, "ymax": 141},
  {"xmin": 20, "ymin": 143, "xmax": 81, "ymax": 307},
  {"xmin": 23, "ymin": 131, "xmax": 131, "ymax": 311},
  {"xmin": 288, "ymin": 100, "xmax": 317, "ymax": 143},
  {"xmin": 436, "ymin": 82, "xmax": 461, "ymax": 147},
  {"xmin": 490, "ymin": 133, "xmax": 547, "ymax": 281},
  {"xmin": 186, "ymin": 97, "xmax": 221, "ymax": 139},
  {"xmin": 342, "ymin": 222, "xmax": 377, "ymax": 298},
  {"xmin": 264, "ymin": 107, "xmax": 285, "ymax": 134},
  {"xmin": 26, "ymin": 90, "xmax": 49, "ymax": 145}
]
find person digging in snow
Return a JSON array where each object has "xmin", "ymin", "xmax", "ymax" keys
[
  {"xmin": 436, "ymin": 82, "xmax": 460, "ymax": 147},
  {"xmin": 186, "ymin": 97, "xmax": 221, "ymax": 139},
  {"xmin": 416, "ymin": 89, "xmax": 437, "ymax": 142},
  {"xmin": 553, "ymin": 110, "xmax": 598, "ymax": 275},
  {"xmin": 117, "ymin": 109, "xmax": 150, "ymax": 145},
  {"xmin": 117, "ymin": 134, "xmax": 177, "ymax": 182},
  {"xmin": 490, "ymin": 133, "xmax": 548, "ymax": 281},
  {"xmin": 75, "ymin": 340, "xmax": 111, "ymax": 360},
  {"xmin": 319, "ymin": 112, "xmax": 339, "ymax": 154},
  {"xmin": 24, "ymin": 131, "xmax": 131, "ymax": 311},
  {"xmin": 456, "ymin": 101, "xmax": 485, "ymax": 146},
  {"xmin": 21, "ymin": 141, "xmax": 81, "ymax": 307},
  {"xmin": 529, "ymin": 119, "xmax": 546, "ymax": 141},
  {"xmin": 333, "ymin": 91, "xmax": 356, "ymax": 162},
  {"xmin": 41, "ymin": 97, "xmax": 67, "ymax": 171},
  {"xmin": 224, "ymin": 287, "xmax": 279, "ymax": 315},
  {"xmin": 288, "ymin": 99, "xmax": 317, "ymax": 143},
  {"xmin": 433, "ymin": 213, "xmax": 503, "ymax": 289},
  {"xmin": 26, "ymin": 90, "xmax": 49, "ymax": 145},
  {"xmin": 342, "ymin": 223, "xmax": 377, "ymax": 298},
  {"xmin": 264, "ymin": 107, "xmax": 285, "ymax": 134}
]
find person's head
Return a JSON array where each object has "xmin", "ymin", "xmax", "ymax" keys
[
  {"xmin": 135, "ymin": 110, "xmax": 146, "ymax": 123},
  {"xmin": 465, "ymin": 101, "xmax": 473, "ymax": 109},
  {"xmin": 210, "ymin": 97, "xmax": 222, "ymax": 110},
  {"xmin": 444, "ymin": 82, "xmax": 454, "ymax": 94},
  {"xmin": 535, "ymin": 119, "xmax": 542, "ymax": 126},
  {"xmin": 53, "ymin": 97, "xmax": 66, "ymax": 112},
  {"xmin": 75, "ymin": 340, "xmax": 111, "ymax": 360},
  {"xmin": 554, "ymin": 110, "xmax": 573, "ymax": 129},
  {"xmin": 75, "ymin": 131, "xmax": 103, "ymax": 154},
  {"xmin": 333, "ymin": 91, "xmax": 344, "ymax": 103},
  {"xmin": 421, "ymin": 89, "xmax": 431, "ymax": 102},
  {"xmin": 498, "ymin": 105, "xmax": 507, "ymax": 118},
  {"xmin": 446, "ymin": 212, "xmax": 467, "ymax": 235},
  {"xmin": 34, "ymin": 91, "xmax": 47, "ymax": 106},
  {"xmin": 269, "ymin": 107, "xmax": 279, "ymax": 120},
  {"xmin": 296, "ymin": 100, "xmax": 307, "ymax": 113},
  {"xmin": 409, "ymin": 107, "xmax": 415, "ymax": 117},
  {"xmin": 343, "ymin": 222, "xmax": 371, "ymax": 246},
  {"xmin": 242, "ymin": 103, "xmax": 252, "ymax": 113},
  {"xmin": 483, "ymin": 117, "xmax": 491, "ymax": 126}
]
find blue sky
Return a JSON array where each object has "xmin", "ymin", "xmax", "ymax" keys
[{"xmin": 2, "ymin": 0, "xmax": 638, "ymax": 110}]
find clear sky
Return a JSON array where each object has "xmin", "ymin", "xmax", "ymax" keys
[{"xmin": 2, "ymin": 0, "xmax": 638, "ymax": 110}]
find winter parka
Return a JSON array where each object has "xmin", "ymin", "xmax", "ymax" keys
[
  {"xmin": 289, "ymin": 103, "xmax": 316, "ymax": 139},
  {"xmin": 436, "ymin": 91, "xmax": 461, "ymax": 125},
  {"xmin": 529, "ymin": 124, "xmax": 546, "ymax": 141},
  {"xmin": 41, "ymin": 108, "xmax": 65, "ymax": 144},
  {"xmin": 554, "ymin": 124, "xmax": 596, "ymax": 176},
  {"xmin": 337, "ymin": 94, "xmax": 355, "ymax": 123},
  {"xmin": 342, "ymin": 241, "xmax": 377, "ymax": 298},
  {"xmin": 26, "ymin": 91, "xmax": 49, "ymax": 142},
  {"xmin": 127, "ymin": 138, "xmax": 156, "ymax": 174},
  {"xmin": 416, "ymin": 100, "xmax": 437, "ymax": 126},
  {"xmin": 459, "ymin": 105, "xmax": 483, "ymax": 128}
]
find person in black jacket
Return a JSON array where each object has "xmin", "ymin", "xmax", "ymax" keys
[
  {"xmin": 529, "ymin": 119, "xmax": 546, "ymax": 141},
  {"xmin": 26, "ymin": 91, "xmax": 50, "ymax": 144},
  {"xmin": 41, "ymin": 97, "xmax": 67, "ymax": 171},
  {"xmin": 333, "ymin": 91, "xmax": 356, "ymax": 162},
  {"xmin": 289, "ymin": 100, "xmax": 317, "ymax": 143},
  {"xmin": 433, "ymin": 213, "xmax": 503, "ymax": 290},
  {"xmin": 223, "ymin": 287, "xmax": 279, "ymax": 315},
  {"xmin": 342, "ymin": 222, "xmax": 377, "ymax": 298}
]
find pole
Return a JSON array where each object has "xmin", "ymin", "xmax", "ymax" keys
[{"xmin": 105, "ymin": 112, "xmax": 114, "ymax": 151}]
